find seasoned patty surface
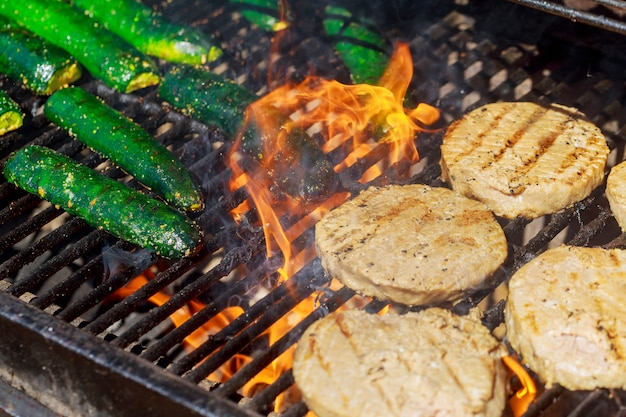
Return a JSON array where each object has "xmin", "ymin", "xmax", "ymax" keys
[
  {"xmin": 606, "ymin": 161, "xmax": 626, "ymax": 230},
  {"xmin": 293, "ymin": 308, "xmax": 508, "ymax": 417},
  {"xmin": 506, "ymin": 245, "xmax": 626, "ymax": 390},
  {"xmin": 314, "ymin": 184, "xmax": 508, "ymax": 306},
  {"xmin": 441, "ymin": 102, "xmax": 609, "ymax": 219}
]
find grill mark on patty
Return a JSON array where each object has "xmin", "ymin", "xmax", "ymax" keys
[
  {"xmin": 324, "ymin": 191, "xmax": 426, "ymax": 257},
  {"xmin": 478, "ymin": 105, "xmax": 548, "ymax": 172},
  {"xmin": 442, "ymin": 102, "xmax": 609, "ymax": 219},
  {"xmin": 506, "ymin": 113, "xmax": 572, "ymax": 194},
  {"xmin": 447, "ymin": 104, "xmax": 510, "ymax": 165},
  {"xmin": 333, "ymin": 313, "xmax": 398, "ymax": 413}
]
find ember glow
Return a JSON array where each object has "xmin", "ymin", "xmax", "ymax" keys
[{"xmin": 113, "ymin": 272, "xmax": 244, "ymax": 349}]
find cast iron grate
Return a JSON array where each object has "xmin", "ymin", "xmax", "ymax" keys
[{"xmin": 1, "ymin": 0, "xmax": 626, "ymax": 416}]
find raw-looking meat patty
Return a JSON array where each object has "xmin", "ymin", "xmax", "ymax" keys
[
  {"xmin": 315, "ymin": 184, "xmax": 508, "ymax": 306},
  {"xmin": 506, "ymin": 245, "xmax": 626, "ymax": 390},
  {"xmin": 293, "ymin": 308, "xmax": 508, "ymax": 417},
  {"xmin": 441, "ymin": 102, "xmax": 609, "ymax": 219}
]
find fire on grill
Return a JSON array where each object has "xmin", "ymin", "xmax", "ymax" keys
[{"xmin": 2, "ymin": 0, "xmax": 626, "ymax": 417}]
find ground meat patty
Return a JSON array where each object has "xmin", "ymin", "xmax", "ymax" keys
[
  {"xmin": 606, "ymin": 161, "xmax": 626, "ymax": 230},
  {"xmin": 293, "ymin": 308, "xmax": 509, "ymax": 417},
  {"xmin": 314, "ymin": 184, "xmax": 508, "ymax": 306},
  {"xmin": 440, "ymin": 102, "xmax": 609, "ymax": 219},
  {"xmin": 505, "ymin": 245, "xmax": 626, "ymax": 390}
]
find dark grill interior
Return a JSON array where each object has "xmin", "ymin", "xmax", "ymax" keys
[{"xmin": 2, "ymin": 0, "xmax": 626, "ymax": 416}]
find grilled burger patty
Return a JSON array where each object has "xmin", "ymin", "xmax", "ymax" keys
[
  {"xmin": 293, "ymin": 308, "xmax": 508, "ymax": 417},
  {"xmin": 314, "ymin": 184, "xmax": 508, "ymax": 306},
  {"xmin": 440, "ymin": 102, "xmax": 609, "ymax": 219},
  {"xmin": 506, "ymin": 245, "xmax": 626, "ymax": 390},
  {"xmin": 606, "ymin": 161, "xmax": 626, "ymax": 230}
]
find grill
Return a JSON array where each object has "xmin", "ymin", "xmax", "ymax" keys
[
  {"xmin": 509, "ymin": 0, "xmax": 626, "ymax": 35},
  {"xmin": 2, "ymin": 0, "xmax": 626, "ymax": 416}
]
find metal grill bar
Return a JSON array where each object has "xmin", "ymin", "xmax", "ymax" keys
[
  {"xmin": 0, "ymin": 205, "xmax": 63, "ymax": 254},
  {"xmin": 109, "ymin": 239, "xmax": 264, "ymax": 349},
  {"xmin": 0, "ymin": 291, "xmax": 263, "ymax": 417},
  {"xmin": 3, "ymin": 218, "xmax": 93, "ymax": 292},
  {"xmin": 508, "ymin": 0, "xmax": 626, "ymax": 35},
  {"xmin": 176, "ymin": 268, "xmax": 331, "ymax": 381},
  {"xmin": 140, "ymin": 261, "xmax": 283, "ymax": 362}
]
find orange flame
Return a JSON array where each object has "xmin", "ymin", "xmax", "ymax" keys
[
  {"xmin": 228, "ymin": 42, "xmax": 440, "ymax": 278},
  {"xmin": 502, "ymin": 355, "xmax": 537, "ymax": 417},
  {"xmin": 223, "ymin": 43, "xmax": 439, "ymax": 410}
]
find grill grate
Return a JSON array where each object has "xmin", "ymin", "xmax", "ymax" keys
[
  {"xmin": 2, "ymin": 0, "xmax": 626, "ymax": 416},
  {"xmin": 508, "ymin": 0, "xmax": 626, "ymax": 35}
]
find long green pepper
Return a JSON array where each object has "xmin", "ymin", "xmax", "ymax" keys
[
  {"xmin": 44, "ymin": 87, "xmax": 204, "ymax": 212},
  {"xmin": 0, "ymin": 89, "xmax": 23, "ymax": 136},
  {"xmin": 0, "ymin": 0, "xmax": 159, "ymax": 93},
  {"xmin": 70, "ymin": 0, "xmax": 223, "ymax": 65},
  {"xmin": 0, "ymin": 17, "xmax": 82, "ymax": 95},
  {"xmin": 3, "ymin": 145, "xmax": 203, "ymax": 259}
]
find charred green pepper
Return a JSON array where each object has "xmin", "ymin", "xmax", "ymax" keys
[
  {"xmin": 3, "ymin": 145, "xmax": 203, "ymax": 258},
  {"xmin": 70, "ymin": 0, "xmax": 223, "ymax": 65},
  {"xmin": 159, "ymin": 64, "xmax": 340, "ymax": 204},
  {"xmin": 44, "ymin": 86, "xmax": 204, "ymax": 212},
  {"xmin": 239, "ymin": 118, "xmax": 340, "ymax": 203},
  {"xmin": 0, "ymin": 0, "xmax": 159, "ymax": 93}
]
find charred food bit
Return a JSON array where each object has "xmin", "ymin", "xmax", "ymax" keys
[
  {"xmin": 70, "ymin": 0, "xmax": 223, "ymax": 65},
  {"xmin": 0, "ymin": 0, "xmax": 159, "ymax": 93},
  {"xmin": 44, "ymin": 86, "xmax": 204, "ymax": 212},
  {"xmin": 323, "ymin": 5, "xmax": 390, "ymax": 84},
  {"xmin": 0, "ymin": 17, "xmax": 82, "ymax": 95},
  {"xmin": 505, "ymin": 245, "xmax": 626, "ymax": 390},
  {"xmin": 0, "ymin": 89, "xmax": 22, "ymax": 136},
  {"xmin": 3, "ymin": 145, "xmax": 203, "ymax": 259},
  {"xmin": 238, "ymin": 107, "xmax": 341, "ymax": 204},
  {"xmin": 315, "ymin": 184, "xmax": 508, "ymax": 306},
  {"xmin": 440, "ymin": 102, "xmax": 609, "ymax": 219},
  {"xmin": 293, "ymin": 308, "xmax": 508, "ymax": 417}
]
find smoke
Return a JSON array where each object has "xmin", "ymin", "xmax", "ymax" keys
[{"xmin": 102, "ymin": 245, "xmax": 153, "ymax": 280}]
